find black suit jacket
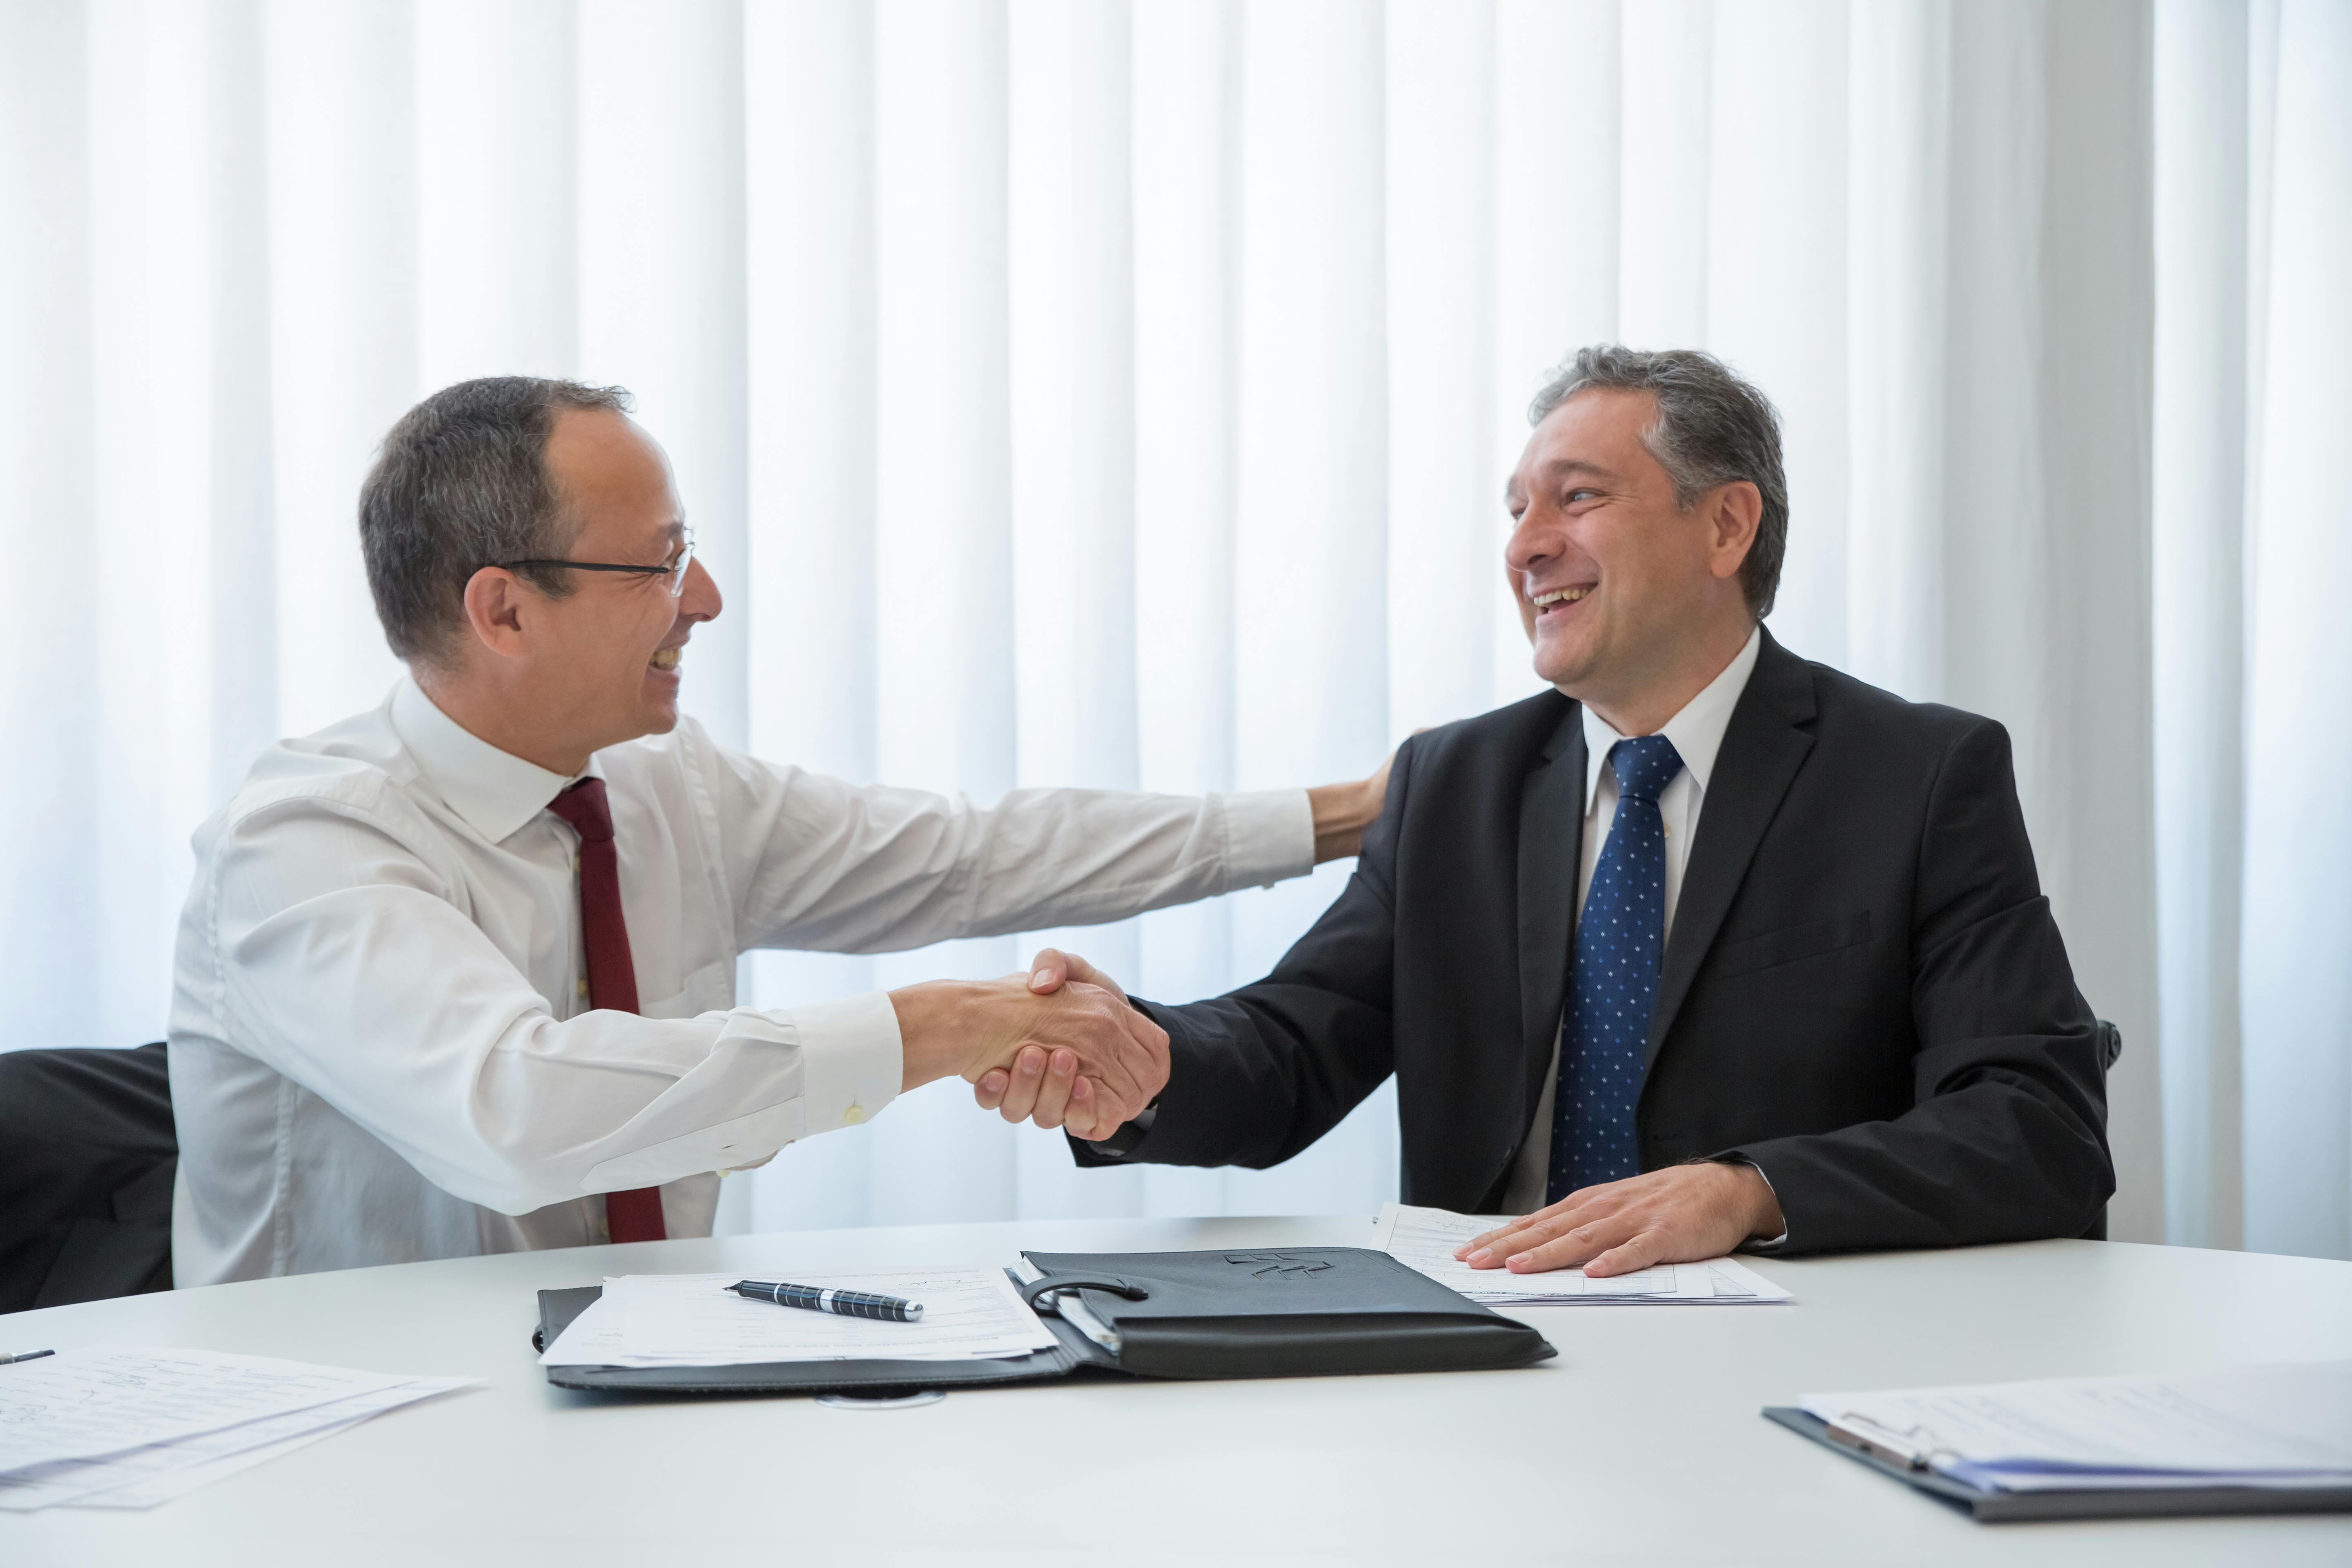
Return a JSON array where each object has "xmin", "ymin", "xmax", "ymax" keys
[{"xmin": 1082, "ymin": 630, "xmax": 2113, "ymax": 1254}]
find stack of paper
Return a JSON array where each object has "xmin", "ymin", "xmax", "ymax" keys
[
  {"xmin": 1374, "ymin": 1202, "xmax": 1793, "ymax": 1305},
  {"xmin": 1800, "ymin": 1362, "xmax": 2352, "ymax": 1493},
  {"xmin": 538, "ymin": 1268, "xmax": 1061, "ymax": 1368},
  {"xmin": 0, "ymin": 1348, "xmax": 472, "ymax": 1511}
]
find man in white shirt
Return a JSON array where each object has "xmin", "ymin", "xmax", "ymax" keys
[{"xmin": 169, "ymin": 377, "xmax": 1387, "ymax": 1285}]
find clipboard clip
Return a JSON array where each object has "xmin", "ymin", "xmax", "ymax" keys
[{"xmin": 1826, "ymin": 1411, "xmax": 1956, "ymax": 1472}]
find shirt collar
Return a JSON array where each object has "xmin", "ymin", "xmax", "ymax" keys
[
  {"xmin": 390, "ymin": 675, "xmax": 600, "ymax": 844},
  {"xmin": 1579, "ymin": 625, "xmax": 1764, "ymax": 811}
]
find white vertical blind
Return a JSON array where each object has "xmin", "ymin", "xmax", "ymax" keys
[
  {"xmin": 2, "ymin": 0, "xmax": 2345, "ymax": 1256},
  {"xmin": 2232, "ymin": 0, "xmax": 2352, "ymax": 1261}
]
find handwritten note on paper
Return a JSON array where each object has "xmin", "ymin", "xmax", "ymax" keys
[
  {"xmin": 1374, "ymin": 1203, "xmax": 1792, "ymax": 1305},
  {"xmin": 540, "ymin": 1269, "xmax": 1061, "ymax": 1368},
  {"xmin": 0, "ymin": 1349, "xmax": 418, "ymax": 1474}
]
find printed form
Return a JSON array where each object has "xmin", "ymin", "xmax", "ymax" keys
[
  {"xmin": 1375, "ymin": 1203, "xmax": 1792, "ymax": 1305},
  {"xmin": 0, "ymin": 1348, "xmax": 471, "ymax": 1512},
  {"xmin": 1800, "ymin": 1361, "xmax": 2352, "ymax": 1492},
  {"xmin": 539, "ymin": 1268, "xmax": 1060, "ymax": 1368}
]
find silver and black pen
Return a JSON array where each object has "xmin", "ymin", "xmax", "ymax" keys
[{"xmin": 726, "ymin": 1279, "xmax": 924, "ymax": 1323}]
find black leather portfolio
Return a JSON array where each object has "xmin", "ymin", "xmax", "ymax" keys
[
  {"xmin": 1763, "ymin": 1407, "xmax": 2352, "ymax": 1523},
  {"xmin": 535, "ymin": 1246, "xmax": 1555, "ymax": 1397}
]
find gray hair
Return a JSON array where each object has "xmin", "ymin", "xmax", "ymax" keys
[
  {"xmin": 1528, "ymin": 345, "xmax": 1788, "ymax": 620},
  {"xmin": 359, "ymin": 376, "xmax": 633, "ymax": 664}
]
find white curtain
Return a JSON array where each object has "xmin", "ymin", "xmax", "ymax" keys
[{"xmin": 2, "ymin": 0, "xmax": 2345, "ymax": 1256}]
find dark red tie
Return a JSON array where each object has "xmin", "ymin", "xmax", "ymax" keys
[{"xmin": 548, "ymin": 777, "xmax": 667, "ymax": 1244}]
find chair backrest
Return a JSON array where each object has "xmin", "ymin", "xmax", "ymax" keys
[{"xmin": 0, "ymin": 1042, "xmax": 176, "ymax": 1312}]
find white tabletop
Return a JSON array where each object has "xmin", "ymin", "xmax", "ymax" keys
[{"xmin": 4, "ymin": 1217, "xmax": 2348, "ymax": 1567}]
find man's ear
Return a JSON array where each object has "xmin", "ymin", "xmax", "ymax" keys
[
  {"xmin": 461, "ymin": 567, "xmax": 535, "ymax": 661},
  {"xmin": 1707, "ymin": 481, "xmax": 1763, "ymax": 582}
]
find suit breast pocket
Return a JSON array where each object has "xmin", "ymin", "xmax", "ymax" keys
[{"xmin": 1709, "ymin": 911, "xmax": 1873, "ymax": 980}]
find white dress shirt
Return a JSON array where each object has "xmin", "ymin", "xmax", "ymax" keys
[
  {"xmin": 169, "ymin": 677, "xmax": 1314, "ymax": 1285},
  {"xmin": 1501, "ymin": 627, "xmax": 1763, "ymax": 1215}
]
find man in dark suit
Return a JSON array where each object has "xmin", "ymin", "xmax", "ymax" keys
[{"xmin": 978, "ymin": 345, "xmax": 2113, "ymax": 1273}]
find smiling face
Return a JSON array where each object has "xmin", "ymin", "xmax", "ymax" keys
[
  {"xmin": 1503, "ymin": 388, "xmax": 1757, "ymax": 729},
  {"xmin": 521, "ymin": 408, "xmax": 722, "ymax": 755}
]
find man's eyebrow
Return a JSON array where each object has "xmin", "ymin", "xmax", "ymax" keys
[
  {"xmin": 1505, "ymin": 458, "xmax": 1617, "ymax": 504},
  {"xmin": 1535, "ymin": 458, "xmax": 1618, "ymax": 484}
]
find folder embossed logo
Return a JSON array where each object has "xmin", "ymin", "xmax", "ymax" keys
[{"xmin": 1222, "ymin": 1253, "xmax": 1335, "ymax": 1279}]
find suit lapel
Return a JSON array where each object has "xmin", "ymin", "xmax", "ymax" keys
[
  {"xmin": 1645, "ymin": 630, "xmax": 1818, "ymax": 1069},
  {"xmin": 1517, "ymin": 705, "xmax": 1586, "ymax": 1113}
]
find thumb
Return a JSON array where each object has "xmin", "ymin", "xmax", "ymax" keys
[
  {"xmin": 1027, "ymin": 947, "xmax": 1072, "ymax": 994},
  {"xmin": 1029, "ymin": 947, "xmax": 1125, "ymax": 1004}
]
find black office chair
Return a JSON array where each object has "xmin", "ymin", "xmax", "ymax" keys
[
  {"xmin": 0, "ymin": 1041, "xmax": 177, "ymax": 1312},
  {"xmin": 2078, "ymin": 1018, "xmax": 2124, "ymax": 1242}
]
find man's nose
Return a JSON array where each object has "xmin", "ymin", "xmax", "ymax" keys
[
  {"xmin": 1503, "ymin": 508, "xmax": 1556, "ymax": 577},
  {"xmin": 679, "ymin": 556, "xmax": 723, "ymax": 623}
]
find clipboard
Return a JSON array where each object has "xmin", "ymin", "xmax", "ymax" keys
[{"xmin": 1763, "ymin": 1407, "xmax": 2352, "ymax": 1523}]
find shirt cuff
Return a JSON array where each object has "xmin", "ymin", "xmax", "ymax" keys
[
  {"xmin": 789, "ymin": 991, "xmax": 902, "ymax": 1134},
  {"xmin": 1221, "ymin": 789, "xmax": 1316, "ymax": 890},
  {"xmin": 1082, "ymin": 1102, "xmax": 1158, "ymax": 1158},
  {"xmin": 1720, "ymin": 1155, "xmax": 1788, "ymax": 1251}
]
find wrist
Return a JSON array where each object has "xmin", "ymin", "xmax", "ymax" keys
[
  {"xmin": 889, "ymin": 980, "xmax": 993, "ymax": 1091},
  {"xmin": 1307, "ymin": 780, "xmax": 1380, "ymax": 863},
  {"xmin": 1726, "ymin": 1160, "xmax": 1784, "ymax": 1241}
]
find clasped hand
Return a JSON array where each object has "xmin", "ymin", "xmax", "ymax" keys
[
  {"xmin": 889, "ymin": 953, "xmax": 1165, "ymax": 1141},
  {"xmin": 964, "ymin": 948, "xmax": 1143, "ymax": 1140}
]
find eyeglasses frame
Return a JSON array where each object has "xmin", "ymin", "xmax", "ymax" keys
[{"xmin": 497, "ymin": 528, "xmax": 697, "ymax": 597}]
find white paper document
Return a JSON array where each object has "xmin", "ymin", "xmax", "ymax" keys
[
  {"xmin": 0, "ymin": 1348, "xmax": 473, "ymax": 1512},
  {"xmin": 539, "ymin": 1269, "xmax": 1061, "ymax": 1368},
  {"xmin": 1800, "ymin": 1361, "xmax": 2352, "ymax": 1492},
  {"xmin": 1374, "ymin": 1203, "xmax": 1792, "ymax": 1305}
]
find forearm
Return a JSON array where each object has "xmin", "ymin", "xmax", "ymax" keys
[
  {"xmin": 1308, "ymin": 779, "xmax": 1384, "ymax": 863},
  {"xmin": 1726, "ymin": 1078, "xmax": 2112, "ymax": 1254},
  {"xmin": 737, "ymin": 782, "xmax": 1316, "ymax": 954},
  {"xmin": 263, "ymin": 995, "xmax": 901, "ymax": 1215}
]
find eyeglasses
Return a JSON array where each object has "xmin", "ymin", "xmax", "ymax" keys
[{"xmin": 500, "ymin": 529, "xmax": 697, "ymax": 597}]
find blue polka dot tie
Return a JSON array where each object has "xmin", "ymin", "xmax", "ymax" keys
[{"xmin": 1548, "ymin": 734, "xmax": 1685, "ymax": 1203}]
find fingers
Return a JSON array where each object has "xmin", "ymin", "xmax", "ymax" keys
[
  {"xmin": 1026, "ymin": 1050, "xmax": 1079, "ymax": 1131},
  {"xmin": 1460, "ymin": 1194, "xmax": 1601, "ymax": 1267},
  {"xmin": 987, "ymin": 1045, "xmax": 1051, "ymax": 1124},
  {"xmin": 1063, "ymin": 1074, "xmax": 1104, "ymax": 1140},
  {"xmin": 971, "ymin": 1045, "xmax": 1099, "ymax": 1138},
  {"xmin": 1581, "ymin": 1227, "xmax": 1674, "ymax": 1278},
  {"xmin": 1459, "ymin": 1198, "xmax": 1570, "ymax": 1260},
  {"xmin": 1037, "ymin": 982, "xmax": 1155, "ymax": 1115},
  {"xmin": 1503, "ymin": 1211, "xmax": 1645, "ymax": 1274},
  {"xmin": 1027, "ymin": 947, "xmax": 1129, "ymax": 1006},
  {"xmin": 973, "ymin": 974, "xmax": 1161, "ymax": 1125}
]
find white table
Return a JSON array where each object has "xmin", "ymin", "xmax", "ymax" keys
[{"xmin": 4, "ymin": 1218, "xmax": 2348, "ymax": 1567}]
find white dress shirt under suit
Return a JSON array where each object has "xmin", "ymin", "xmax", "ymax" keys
[
  {"xmin": 1501, "ymin": 628, "xmax": 1763, "ymax": 1216},
  {"xmin": 169, "ymin": 678, "xmax": 1314, "ymax": 1285}
]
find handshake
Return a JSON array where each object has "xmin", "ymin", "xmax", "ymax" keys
[
  {"xmin": 887, "ymin": 947, "xmax": 1156, "ymax": 1142},
  {"xmin": 883, "ymin": 753, "xmax": 1401, "ymax": 1139}
]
